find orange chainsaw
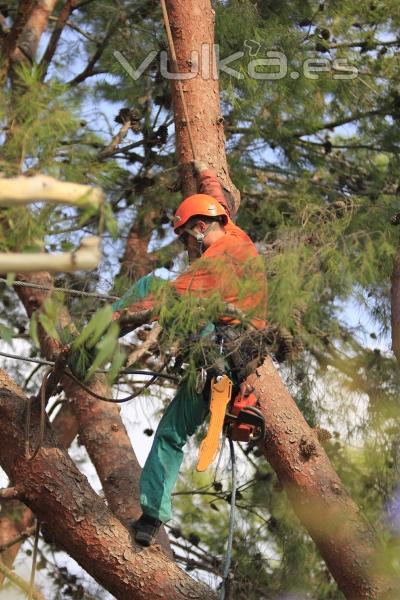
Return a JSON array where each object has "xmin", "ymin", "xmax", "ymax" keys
[{"xmin": 196, "ymin": 376, "xmax": 265, "ymax": 472}]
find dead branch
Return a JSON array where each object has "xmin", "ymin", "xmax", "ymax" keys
[
  {"xmin": 0, "ymin": 486, "xmax": 23, "ymax": 500},
  {"xmin": 126, "ymin": 323, "xmax": 162, "ymax": 367},
  {"xmin": 0, "ymin": 236, "xmax": 101, "ymax": 273},
  {"xmin": 0, "ymin": 175, "xmax": 103, "ymax": 208},
  {"xmin": 0, "ymin": 560, "xmax": 45, "ymax": 600}
]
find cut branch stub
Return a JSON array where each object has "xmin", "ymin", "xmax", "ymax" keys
[
  {"xmin": 0, "ymin": 236, "xmax": 101, "ymax": 274},
  {"xmin": 0, "ymin": 175, "xmax": 103, "ymax": 208}
]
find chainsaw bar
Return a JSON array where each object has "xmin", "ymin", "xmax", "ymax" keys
[{"xmin": 196, "ymin": 374, "xmax": 232, "ymax": 472}]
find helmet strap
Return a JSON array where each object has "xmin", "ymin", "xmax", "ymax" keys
[{"xmin": 182, "ymin": 223, "xmax": 215, "ymax": 254}]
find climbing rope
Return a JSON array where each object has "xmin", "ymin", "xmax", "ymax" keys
[
  {"xmin": 28, "ymin": 520, "xmax": 40, "ymax": 600},
  {"xmin": 213, "ymin": 432, "xmax": 227, "ymax": 484},
  {"xmin": 160, "ymin": 0, "xmax": 198, "ymax": 161},
  {"xmin": 0, "ymin": 350, "xmax": 178, "ymax": 382},
  {"xmin": 219, "ymin": 436, "xmax": 237, "ymax": 600},
  {"xmin": 64, "ymin": 368, "xmax": 164, "ymax": 403},
  {"xmin": 0, "ymin": 350, "xmax": 53, "ymax": 367},
  {"xmin": 0, "ymin": 277, "xmax": 119, "ymax": 301}
]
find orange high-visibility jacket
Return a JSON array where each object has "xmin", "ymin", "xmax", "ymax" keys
[{"xmin": 119, "ymin": 170, "xmax": 267, "ymax": 329}]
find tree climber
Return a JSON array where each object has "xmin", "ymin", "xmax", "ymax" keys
[{"xmin": 113, "ymin": 161, "xmax": 267, "ymax": 546}]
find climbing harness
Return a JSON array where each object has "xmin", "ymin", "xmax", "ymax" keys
[
  {"xmin": 160, "ymin": 0, "xmax": 198, "ymax": 161},
  {"xmin": 196, "ymin": 325, "xmax": 267, "ymax": 471}
]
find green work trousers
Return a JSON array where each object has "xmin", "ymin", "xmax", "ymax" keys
[{"xmin": 140, "ymin": 382, "xmax": 209, "ymax": 523}]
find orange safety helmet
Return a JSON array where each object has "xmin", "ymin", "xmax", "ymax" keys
[{"xmin": 173, "ymin": 194, "xmax": 228, "ymax": 233}]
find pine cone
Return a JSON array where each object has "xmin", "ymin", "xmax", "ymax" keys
[{"xmin": 391, "ymin": 212, "xmax": 400, "ymax": 225}]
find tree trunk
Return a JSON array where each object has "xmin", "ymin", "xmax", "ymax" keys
[
  {"xmin": 164, "ymin": 0, "xmax": 239, "ymax": 211},
  {"xmin": 11, "ymin": 0, "xmax": 57, "ymax": 64},
  {"xmin": 167, "ymin": 1, "xmax": 393, "ymax": 598},
  {"xmin": 0, "ymin": 500, "xmax": 33, "ymax": 587},
  {"xmin": 0, "ymin": 369, "xmax": 215, "ymax": 600},
  {"xmin": 119, "ymin": 208, "xmax": 158, "ymax": 283}
]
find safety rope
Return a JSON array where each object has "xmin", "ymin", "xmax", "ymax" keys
[
  {"xmin": 0, "ymin": 277, "xmax": 119, "ymax": 301},
  {"xmin": 64, "ymin": 368, "xmax": 160, "ymax": 403},
  {"xmin": 160, "ymin": 0, "xmax": 198, "ymax": 161},
  {"xmin": 28, "ymin": 520, "xmax": 40, "ymax": 600},
  {"xmin": 219, "ymin": 436, "xmax": 237, "ymax": 600},
  {"xmin": 0, "ymin": 350, "xmax": 53, "ymax": 367},
  {"xmin": 0, "ymin": 350, "xmax": 178, "ymax": 382}
]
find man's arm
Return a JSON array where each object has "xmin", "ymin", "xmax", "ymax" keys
[{"xmin": 193, "ymin": 161, "xmax": 232, "ymax": 219}]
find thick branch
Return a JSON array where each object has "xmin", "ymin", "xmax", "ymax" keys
[
  {"xmin": 0, "ymin": 402, "xmax": 78, "ymax": 586},
  {"xmin": 0, "ymin": 175, "xmax": 103, "ymax": 208},
  {"xmin": 4, "ymin": 0, "xmax": 58, "ymax": 71},
  {"xmin": 40, "ymin": 0, "xmax": 80, "ymax": 79},
  {"xmin": 247, "ymin": 356, "xmax": 393, "ymax": 599},
  {"xmin": 1, "ymin": 0, "xmax": 37, "ymax": 64},
  {"xmin": 0, "ymin": 236, "xmax": 101, "ymax": 274},
  {"xmin": 0, "ymin": 369, "xmax": 214, "ymax": 599}
]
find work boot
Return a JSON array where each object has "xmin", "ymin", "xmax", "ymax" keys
[{"xmin": 133, "ymin": 514, "xmax": 162, "ymax": 547}]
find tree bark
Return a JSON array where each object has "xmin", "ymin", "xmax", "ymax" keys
[
  {"xmin": 11, "ymin": 0, "xmax": 58, "ymax": 64},
  {"xmin": 0, "ymin": 402, "xmax": 79, "ymax": 587},
  {"xmin": 0, "ymin": 369, "xmax": 214, "ymax": 600},
  {"xmin": 119, "ymin": 208, "xmax": 158, "ymax": 283},
  {"xmin": 246, "ymin": 357, "xmax": 393, "ymax": 600},
  {"xmin": 164, "ymin": 0, "xmax": 239, "ymax": 211}
]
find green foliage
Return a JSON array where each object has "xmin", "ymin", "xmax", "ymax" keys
[
  {"xmin": 67, "ymin": 305, "xmax": 125, "ymax": 382},
  {"xmin": 0, "ymin": 323, "xmax": 14, "ymax": 345}
]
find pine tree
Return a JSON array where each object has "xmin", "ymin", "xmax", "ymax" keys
[{"xmin": 1, "ymin": 1, "xmax": 400, "ymax": 598}]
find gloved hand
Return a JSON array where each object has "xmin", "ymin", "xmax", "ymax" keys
[
  {"xmin": 192, "ymin": 160, "xmax": 208, "ymax": 174},
  {"xmin": 112, "ymin": 274, "xmax": 159, "ymax": 312}
]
